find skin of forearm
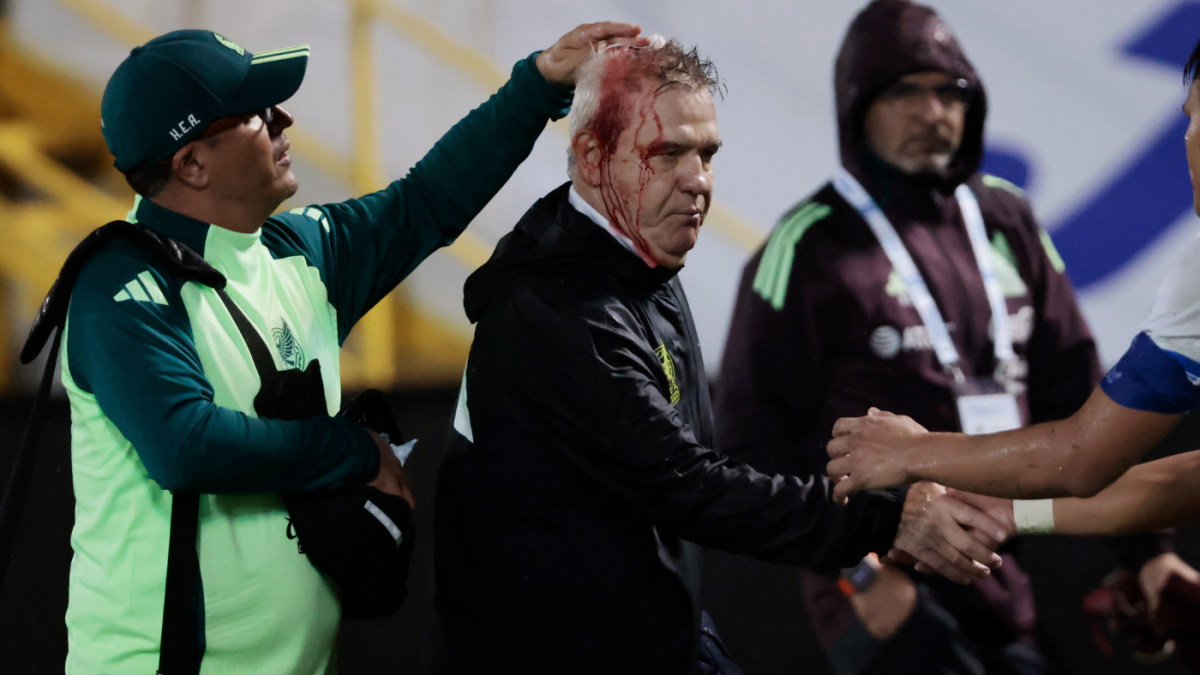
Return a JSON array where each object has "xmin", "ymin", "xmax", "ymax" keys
[
  {"xmin": 905, "ymin": 423, "xmax": 1087, "ymax": 499},
  {"xmin": 1054, "ymin": 451, "xmax": 1200, "ymax": 536},
  {"xmin": 905, "ymin": 390, "xmax": 1174, "ymax": 499}
]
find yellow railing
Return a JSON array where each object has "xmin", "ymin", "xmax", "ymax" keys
[
  {"xmin": 54, "ymin": 0, "xmax": 771, "ymax": 252},
  {"xmin": 20, "ymin": 0, "xmax": 770, "ymax": 389},
  {"xmin": 50, "ymin": 0, "xmax": 514, "ymax": 269}
]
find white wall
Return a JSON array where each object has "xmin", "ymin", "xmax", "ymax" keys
[{"xmin": 16, "ymin": 0, "xmax": 1198, "ymax": 370}]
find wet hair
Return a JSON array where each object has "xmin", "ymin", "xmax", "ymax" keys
[
  {"xmin": 1187, "ymin": 39, "xmax": 1200, "ymax": 85},
  {"xmin": 567, "ymin": 36, "xmax": 723, "ymax": 177},
  {"xmin": 124, "ymin": 158, "xmax": 172, "ymax": 198}
]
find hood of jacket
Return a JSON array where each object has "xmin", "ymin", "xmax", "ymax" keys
[
  {"xmin": 463, "ymin": 183, "xmax": 680, "ymax": 324},
  {"xmin": 835, "ymin": 0, "xmax": 988, "ymax": 196}
]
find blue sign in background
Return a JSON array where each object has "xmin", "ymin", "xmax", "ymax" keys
[{"xmin": 982, "ymin": 1, "xmax": 1198, "ymax": 290}]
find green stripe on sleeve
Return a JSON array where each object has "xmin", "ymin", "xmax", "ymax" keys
[
  {"xmin": 125, "ymin": 280, "xmax": 150, "ymax": 303},
  {"xmin": 753, "ymin": 202, "xmax": 815, "ymax": 303},
  {"xmin": 1039, "ymin": 229, "xmax": 1067, "ymax": 274},
  {"xmin": 137, "ymin": 271, "xmax": 169, "ymax": 305},
  {"xmin": 981, "ymin": 173, "xmax": 1026, "ymax": 197},
  {"xmin": 753, "ymin": 202, "xmax": 832, "ymax": 311}
]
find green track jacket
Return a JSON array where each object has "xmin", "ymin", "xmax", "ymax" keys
[{"xmin": 60, "ymin": 53, "xmax": 570, "ymax": 675}]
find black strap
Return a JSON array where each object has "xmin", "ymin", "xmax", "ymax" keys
[
  {"xmin": 157, "ymin": 295, "xmax": 263, "ymax": 675},
  {"xmin": 21, "ymin": 221, "xmax": 225, "ymax": 366},
  {"xmin": 0, "ymin": 329, "xmax": 209, "ymax": 675},
  {"xmin": 0, "ymin": 220, "xmax": 227, "ymax": 675},
  {"xmin": 157, "ymin": 493, "xmax": 203, "ymax": 675},
  {"xmin": 0, "ymin": 221, "xmax": 312, "ymax": 674},
  {"xmin": 214, "ymin": 289, "xmax": 277, "ymax": 380},
  {"xmin": 0, "ymin": 327, "xmax": 62, "ymax": 585}
]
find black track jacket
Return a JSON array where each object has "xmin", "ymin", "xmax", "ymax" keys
[{"xmin": 433, "ymin": 183, "xmax": 907, "ymax": 675}]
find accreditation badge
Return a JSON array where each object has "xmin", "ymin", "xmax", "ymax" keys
[{"xmin": 954, "ymin": 377, "xmax": 1021, "ymax": 436}]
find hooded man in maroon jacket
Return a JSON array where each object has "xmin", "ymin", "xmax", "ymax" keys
[{"xmin": 714, "ymin": 1, "xmax": 1186, "ymax": 673}]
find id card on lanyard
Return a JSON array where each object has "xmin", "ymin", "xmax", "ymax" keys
[{"xmin": 831, "ymin": 169, "xmax": 1022, "ymax": 436}]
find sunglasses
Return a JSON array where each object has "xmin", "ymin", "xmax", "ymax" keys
[
  {"xmin": 198, "ymin": 107, "xmax": 276, "ymax": 139},
  {"xmin": 139, "ymin": 107, "xmax": 276, "ymax": 172}
]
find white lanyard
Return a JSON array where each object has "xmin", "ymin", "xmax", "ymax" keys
[{"xmin": 831, "ymin": 169, "xmax": 1014, "ymax": 380}]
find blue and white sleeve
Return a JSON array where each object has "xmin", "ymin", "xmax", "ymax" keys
[
  {"xmin": 1101, "ymin": 333, "xmax": 1200, "ymax": 413},
  {"xmin": 1101, "ymin": 231, "xmax": 1200, "ymax": 414}
]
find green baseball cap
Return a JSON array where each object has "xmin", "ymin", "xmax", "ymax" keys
[{"xmin": 101, "ymin": 29, "xmax": 309, "ymax": 173}]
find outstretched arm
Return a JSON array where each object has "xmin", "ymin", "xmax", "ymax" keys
[
  {"xmin": 925, "ymin": 477, "xmax": 1200, "ymax": 614},
  {"xmin": 282, "ymin": 23, "xmax": 649, "ymax": 340},
  {"xmin": 1045, "ymin": 451, "xmax": 1200, "ymax": 537},
  {"xmin": 471, "ymin": 287, "xmax": 1004, "ymax": 583},
  {"xmin": 826, "ymin": 389, "xmax": 1180, "ymax": 501},
  {"xmin": 827, "ymin": 229, "xmax": 1200, "ymax": 501},
  {"xmin": 945, "ymin": 453, "xmax": 1200, "ymax": 538}
]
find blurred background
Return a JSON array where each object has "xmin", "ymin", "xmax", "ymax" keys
[{"xmin": 2, "ymin": 0, "xmax": 1200, "ymax": 673}]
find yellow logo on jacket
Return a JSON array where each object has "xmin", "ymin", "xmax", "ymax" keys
[{"xmin": 655, "ymin": 344, "xmax": 681, "ymax": 406}]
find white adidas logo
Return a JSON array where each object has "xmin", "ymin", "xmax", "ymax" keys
[{"xmin": 113, "ymin": 271, "xmax": 168, "ymax": 306}]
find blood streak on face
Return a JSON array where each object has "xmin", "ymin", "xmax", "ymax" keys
[{"xmin": 590, "ymin": 50, "xmax": 667, "ymax": 266}]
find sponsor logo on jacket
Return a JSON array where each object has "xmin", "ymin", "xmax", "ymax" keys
[
  {"xmin": 870, "ymin": 307, "xmax": 1035, "ymax": 360},
  {"xmin": 869, "ymin": 324, "xmax": 948, "ymax": 358},
  {"xmin": 655, "ymin": 344, "xmax": 681, "ymax": 406}
]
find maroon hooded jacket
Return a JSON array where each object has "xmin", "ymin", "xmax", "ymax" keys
[{"xmin": 715, "ymin": 0, "xmax": 1128, "ymax": 659}]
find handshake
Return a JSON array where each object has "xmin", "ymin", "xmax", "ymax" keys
[
  {"xmin": 842, "ymin": 410, "xmax": 1014, "ymax": 585},
  {"xmin": 880, "ymin": 480, "xmax": 1008, "ymax": 585}
]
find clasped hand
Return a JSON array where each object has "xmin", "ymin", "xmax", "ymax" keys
[
  {"xmin": 889, "ymin": 481, "xmax": 1007, "ymax": 584},
  {"xmin": 826, "ymin": 409, "xmax": 1010, "ymax": 583},
  {"xmin": 827, "ymin": 408, "xmax": 926, "ymax": 503}
]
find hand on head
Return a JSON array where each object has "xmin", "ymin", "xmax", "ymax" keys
[
  {"xmin": 887, "ymin": 482, "xmax": 1006, "ymax": 585},
  {"xmin": 537, "ymin": 22, "xmax": 652, "ymax": 88},
  {"xmin": 827, "ymin": 408, "xmax": 927, "ymax": 503}
]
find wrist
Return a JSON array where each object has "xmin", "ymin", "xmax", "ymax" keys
[
  {"xmin": 890, "ymin": 436, "xmax": 922, "ymax": 486},
  {"xmin": 848, "ymin": 563, "xmax": 918, "ymax": 639},
  {"xmin": 866, "ymin": 486, "xmax": 910, "ymax": 555},
  {"xmin": 839, "ymin": 553, "xmax": 883, "ymax": 596},
  {"xmin": 532, "ymin": 49, "xmax": 552, "ymax": 84},
  {"xmin": 1013, "ymin": 499, "xmax": 1056, "ymax": 534},
  {"xmin": 532, "ymin": 49, "xmax": 569, "ymax": 90},
  {"xmin": 523, "ymin": 51, "xmax": 574, "ymax": 119}
]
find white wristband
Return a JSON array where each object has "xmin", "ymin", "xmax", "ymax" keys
[{"xmin": 1012, "ymin": 499, "xmax": 1055, "ymax": 534}]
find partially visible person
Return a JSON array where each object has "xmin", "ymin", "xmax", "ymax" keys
[
  {"xmin": 824, "ymin": 38, "xmax": 1200, "ymax": 509},
  {"xmin": 62, "ymin": 23, "xmax": 644, "ymax": 674},
  {"xmin": 715, "ymin": 1, "xmax": 1180, "ymax": 673},
  {"xmin": 823, "ymin": 30, "xmax": 1200, "ymax": 672},
  {"xmin": 887, "ymin": 418, "xmax": 1200, "ymax": 671},
  {"xmin": 434, "ymin": 36, "xmax": 1007, "ymax": 675}
]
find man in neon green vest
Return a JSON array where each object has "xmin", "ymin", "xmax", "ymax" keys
[{"xmin": 68, "ymin": 23, "xmax": 645, "ymax": 674}]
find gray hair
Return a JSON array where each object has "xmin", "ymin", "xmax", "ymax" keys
[{"xmin": 566, "ymin": 36, "xmax": 722, "ymax": 177}]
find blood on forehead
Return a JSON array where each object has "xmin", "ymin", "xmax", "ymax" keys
[
  {"xmin": 589, "ymin": 49, "xmax": 675, "ymax": 267},
  {"xmin": 590, "ymin": 51, "xmax": 658, "ymax": 157}
]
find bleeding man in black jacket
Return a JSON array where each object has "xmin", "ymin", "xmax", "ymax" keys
[
  {"xmin": 434, "ymin": 36, "xmax": 1007, "ymax": 675},
  {"xmin": 715, "ymin": 1, "xmax": 1191, "ymax": 674}
]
